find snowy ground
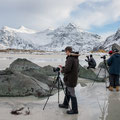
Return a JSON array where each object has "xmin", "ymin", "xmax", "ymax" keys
[{"xmin": 0, "ymin": 52, "xmax": 119, "ymax": 120}]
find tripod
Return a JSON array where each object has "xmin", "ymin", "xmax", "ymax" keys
[
  {"xmin": 91, "ymin": 58, "xmax": 109, "ymax": 88},
  {"xmin": 43, "ymin": 71, "xmax": 70, "ymax": 110}
]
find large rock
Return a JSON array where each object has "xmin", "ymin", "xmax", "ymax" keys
[
  {"xmin": 112, "ymin": 43, "xmax": 120, "ymax": 52},
  {"xmin": 9, "ymin": 58, "xmax": 56, "ymax": 86},
  {"xmin": 0, "ymin": 58, "xmax": 58, "ymax": 97},
  {"xmin": 78, "ymin": 65, "xmax": 105, "ymax": 82},
  {"xmin": 0, "ymin": 69, "xmax": 49, "ymax": 97},
  {"xmin": 21, "ymin": 68, "xmax": 54, "ymax": 87},
  {"xmin": 9, "ymin": 58, "xmax": 42, "ymax": 71},
  {"xmin": 98, "ymin": 61, "xmax": 106, "ymax": 69}
]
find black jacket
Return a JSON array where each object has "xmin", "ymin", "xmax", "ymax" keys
[
  {"xmin": 62, "ymin": 54, "xmax": 79, "ymax": 87},
  {"xmin": 86, "ymin": 57, "xmax": 96, "ymax": 68}
]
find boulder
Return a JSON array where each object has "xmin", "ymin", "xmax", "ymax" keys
[
  {"xmin": 112, "ymin": 43, "xmax": 120, "ymax": 52},
  {"xmin": 42, "ymin": 65, "xmax": 56, "ymax": 76},
  {"xmin": 0, "ymin": 58, "xmax": 58, "ymax": 97},
  {"xmin": 9, "ymin": 58, "xmax": 56, "ymax": 86},
  {"xmin": 0, "ymin": 69, "xmax": 50, "ymax": 97},
  {"xmin": 9, "ymin": 58, "xmax": 41, "ymax": 72},
  {"xmin": 21, "ymin": 68, "xmax": 54, "ymax": 87},
  {"xmin": 78, "ymin": 65, "xmax": 105, "ymax": 82},
  {"xmin": 98, "ymin": 61, "xmax": 106, "ymax": 69}
]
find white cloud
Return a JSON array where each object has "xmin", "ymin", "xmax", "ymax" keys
[
  {"xmin": 0, "ymin": 0, "xmax": 86, "ymax": 30},
  {"xmin": 69, "ymin": 0, "xmax": 120, "ymax": 30},
  {"xmin": 0, "ymin": 0, "xmax": 120, "ymax": 32}
]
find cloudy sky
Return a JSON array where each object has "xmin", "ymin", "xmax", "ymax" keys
[{"xmin": 0, "ymin": 0, "xmax": 120, "ymax": 37}]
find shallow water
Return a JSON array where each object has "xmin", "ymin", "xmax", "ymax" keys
[{"xmin": 0, "ymin": 52, "xmax": 104, "ymax": 70}]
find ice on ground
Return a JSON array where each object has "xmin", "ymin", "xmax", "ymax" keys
[
  {"xmin": 0, "ymin": 53, "xmax": 119, "ymax": 120},
  {"xmin": 0, "ymin": 82, "xmax": 119, "ymax": 120}
]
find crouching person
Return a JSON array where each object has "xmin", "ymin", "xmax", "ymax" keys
[
  {"xmin": 85, "ymin": 55, "xmax": 96, "ymax": 69},
  {"xmin": 107, "ymin": 49, "xmax": 120, "ymax": 91},
  {"xmin": 59, "ymin": 46, "xmax": 79, "ymax": 114}
]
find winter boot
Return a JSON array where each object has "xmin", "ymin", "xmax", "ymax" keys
[
  {"xmin": 109, "ymin": 86, "xmax": 113, "ymax": 91},
  {"xmin": 116, "ymin": 86, "xmax": 119, "ymax": 92},
  {"xmin": 59, "ymin": 95, "xmax": 70, "ymax": 109},
  {"xmin": 67, "ymin": 96, "xmax": 78, "ymax": 114}
]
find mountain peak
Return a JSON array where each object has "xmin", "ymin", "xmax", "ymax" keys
[
  {"xmin": 18, "ymin": 26, "xmax": 37, "ymax": 33},
  {"xmin": 64, "ymin": 23, "xmax": 85, "ymax": 33},
  {"xmin": 19, "ymin": 25, "xmax": 27, "ymax": 30},
  {"xmin": 65, "ymin": 23, "xmax": 76, "ymax": 29},
  {"xmin": 2, "ymin": 26, "xmax": 13, "ymax": 31}
]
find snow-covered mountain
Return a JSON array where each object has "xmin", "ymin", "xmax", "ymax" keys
[
  {"xmin": 102, "ymin": 29, "xmax": 120, "ymax": 50},
  {"xmin": 41, "ymin": 23, "xmax": 101, "ymax": 51},
  {"xmin": 0, "ymin": 26, "xmax": 52, "ymax": 50},
  {"xmin": 0, "ymin": 23, "xmax": 102, "ymax": 51}
]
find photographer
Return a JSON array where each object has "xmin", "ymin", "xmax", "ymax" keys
[
  {"xmin": 59, "ymin": 46, "xmax": 79, "ymax": 114},
  {"xmin": 85, "ymin": 54, "xmax": 96, "ymax": 69},
  {"xmin": 107, "ymin": 49, "xmax": 120, "ymax": 91}
]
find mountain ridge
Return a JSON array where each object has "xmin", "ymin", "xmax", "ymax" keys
[{"xmin": 1, "ymin": 23, "xmax": 118, "ymax": 52}]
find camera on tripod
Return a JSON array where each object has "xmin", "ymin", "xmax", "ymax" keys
[
  {"xmin": 101, "ymin": 55, "xmax": 106, "ymax": 60},
  {"xmin": 53, "ymin": 67, "xmax": 60, "ymax": 72}
]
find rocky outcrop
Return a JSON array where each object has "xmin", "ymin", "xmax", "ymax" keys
[
  {"xmin": 0, "ymin": 58, "xmax": 57, "ymax": 97},
  {"xmin": 0, "ymin": 69, "xmax": 50, "ymax": 97},
  {"xmin": 9, "ymin": 58, "xmax": 56, "ymax": 86},
  {"xmin": 78, "ymin": 65, "xmax": 106, "ymax": 82}
]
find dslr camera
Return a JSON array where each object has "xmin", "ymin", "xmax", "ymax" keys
[
  {"xmin": 101, "ymin": 55, "xmax": 106, "ymax": 60},
  {"xmin": 53, "ymin": 67, "xmax": 60, "ymax": 72}
]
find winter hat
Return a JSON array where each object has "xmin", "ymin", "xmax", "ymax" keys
[{"xmin": 109, "ymin": 51, "xmax": 113, "ymax": 55}]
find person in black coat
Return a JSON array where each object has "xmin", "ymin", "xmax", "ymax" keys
[
  {"xmin": 59, "ymin": 46, "xmax": 79, "ymax": 115},
  {"xmin": 107, "ymin": 49, "xmax": 120, "ymax": 91},
  {"xmin": 85, "ymin": 54, "xmax": 96, "ymax": 69}
]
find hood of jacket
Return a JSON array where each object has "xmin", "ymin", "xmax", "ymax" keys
[
  {"xmin": 114, "ymin": 53, "xmax": 120, "ymax": 58},
  {"xmin": 66, "ymin": 52, "xmax": 80, "ymax": 59}
]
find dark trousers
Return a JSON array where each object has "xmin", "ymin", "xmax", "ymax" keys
[
  {"xmin": 63, "ymin": 87, "xmax": 78, "ymax": 111},
  {"xmin": 109, "ymin": 74, "xmax": 119, "ymax": 87}
]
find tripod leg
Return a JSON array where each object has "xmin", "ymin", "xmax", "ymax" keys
[
  {"xmin": 91, "ymin": 67, "xmax": 102, "ymax": 86},
  {"xmin": 43, "ymin": 81, "xmax": 56, "ymax": 110},
  {"xmin": 104, "ymin": 67, "xmax": 107, "ymax": 91},
  {"xmin": 58, "ymin": 77, "xmax": 60, "ymax": 103}
]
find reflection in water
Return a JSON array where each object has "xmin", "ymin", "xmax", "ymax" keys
[
  {"xmin": 105, "ymin": 92, "xmax": 120, "ymax": 120},
  {"xmin": 30, "ymin": 58, "xmax": 65, "ymax": 63},
  {"xmin": 0, "ymin": 57, "xmax": 14, "ymax": 60}
]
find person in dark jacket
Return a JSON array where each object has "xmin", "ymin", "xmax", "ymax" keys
[
  {"xmin": 85, "ymin": 54, "xmax": 96, "ymax": 69},
  {"xmin": 107, "ymin": 49, "xmax": 120, "ymax": 91},
  {"xmin": 59, "ymin": 46, "xmax": 79, "ymax": 114},
  {"xmin": 106, "ymin": 51, "xmax": 116, "ymax": 89}
]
